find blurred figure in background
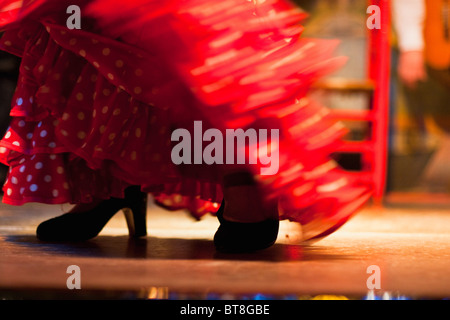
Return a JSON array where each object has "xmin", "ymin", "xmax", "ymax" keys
[
  {"xmin": 393, "ymin": 0, "xmax": 450, "ymax": 90},
  {"xmin": 392, "ymin": 0, "xmax": 450, "ymax": 191}
]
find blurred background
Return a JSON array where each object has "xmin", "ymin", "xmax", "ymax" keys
[{"xmin": 294, "ymin": 0, "xmax": 450, "ymax": 206}]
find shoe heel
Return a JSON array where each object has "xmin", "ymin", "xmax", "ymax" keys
[
  {"xmin": 123, "ymin": 207, "xmax": 147, "ymax": 238},
  {"xmin": 123, "ymin": 191, "xmax": 148, "ymax": 238}
]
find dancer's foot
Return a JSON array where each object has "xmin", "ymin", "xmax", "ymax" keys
[
  {"xmin": 36, "ymin": 186, "xmax": 147, "ymax": 241},
  {"xmin": 214, "ymin": 171, "xmax": 279, "ymax": 253}
]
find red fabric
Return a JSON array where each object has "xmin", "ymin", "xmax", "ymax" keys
[{"xmin": 0, "ymin": 0, "xmax": 372, "ymax": 241}]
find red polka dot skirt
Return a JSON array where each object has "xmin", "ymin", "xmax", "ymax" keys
[{"xmin": 0, "ymin": 0, "xmax": 373, "ymax": 242}]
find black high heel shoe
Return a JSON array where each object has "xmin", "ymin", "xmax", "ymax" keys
[
  {"xmin": 213, "ymin": 172, "xmax": 279, "ymax": 253},
  {"xmin": 36, "ymin": 186, "xmax": 147, "ymax": 241},
  {"xmin": 214, "ymin": 202, "xmax": 279, "ymax": 253}
]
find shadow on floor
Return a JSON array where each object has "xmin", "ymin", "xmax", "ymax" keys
[{"xmin": 4, "ymin": 234, "xmax": 357, "ymax": 262}]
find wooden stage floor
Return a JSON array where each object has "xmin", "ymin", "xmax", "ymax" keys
[{"xmin": 1, "ymin": 195, "xmax": 449, "ymax": 300}]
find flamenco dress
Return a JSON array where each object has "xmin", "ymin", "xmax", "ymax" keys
[{"xmin": 0, "ymin": 0, "xmax": 372, "ymax": 242}]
